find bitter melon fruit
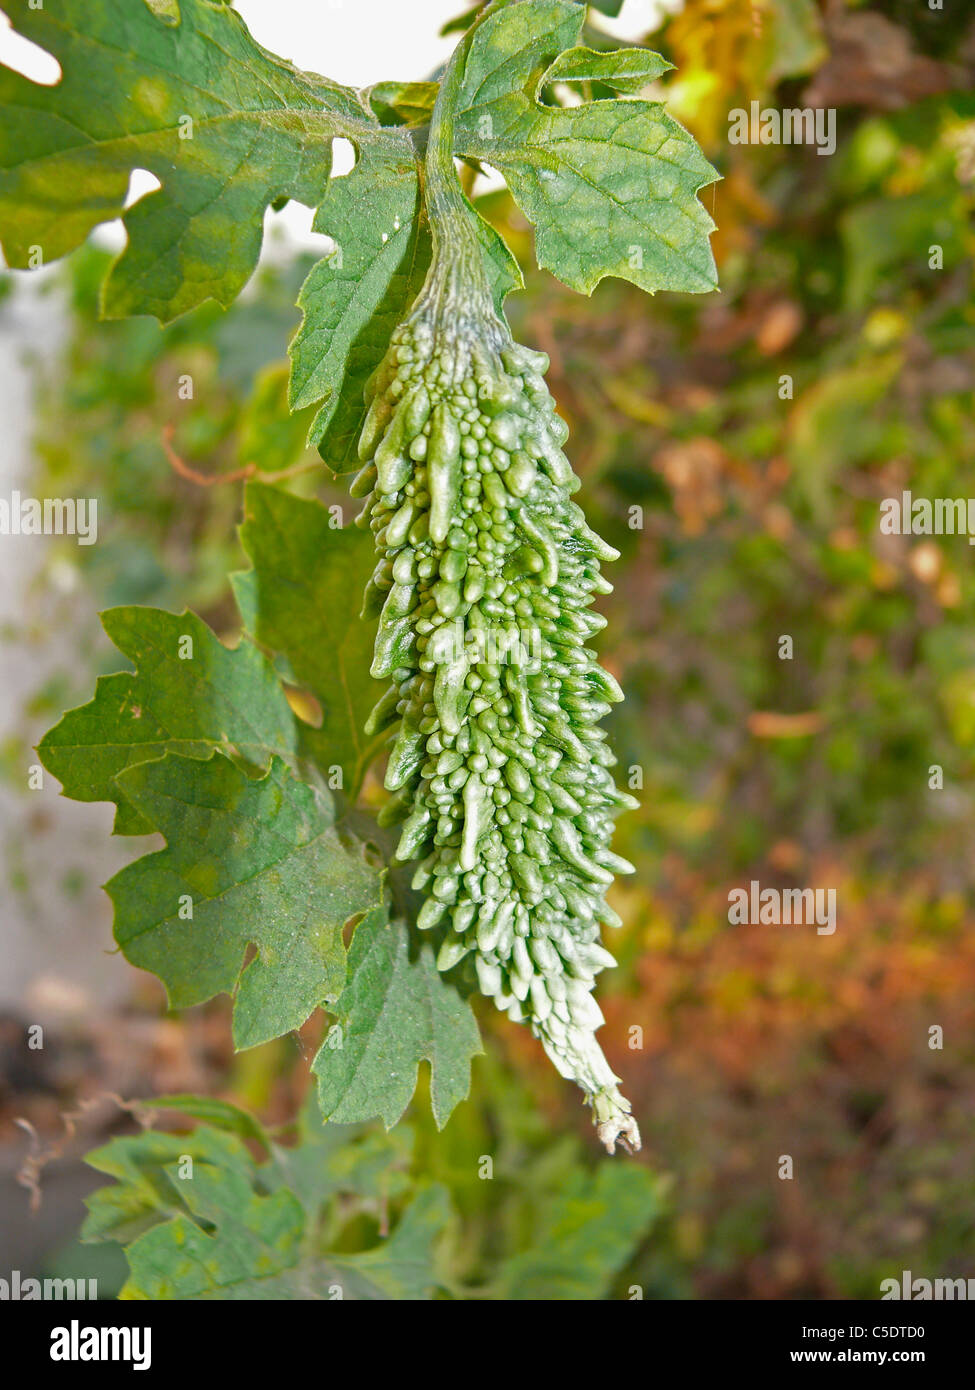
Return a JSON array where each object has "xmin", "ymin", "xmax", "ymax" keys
[{"xmin": 351, "ymin": 222, "xmax": 641, "ymax": 1153}]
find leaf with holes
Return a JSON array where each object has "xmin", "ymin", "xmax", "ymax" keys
[{"xmin": 0, "ymin": 0, "xmax": 410, "ymax": 322}]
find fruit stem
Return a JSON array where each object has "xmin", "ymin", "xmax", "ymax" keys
[{"xmin": 415, "ymin": 9, "xmax": 503, "ymax": 349}]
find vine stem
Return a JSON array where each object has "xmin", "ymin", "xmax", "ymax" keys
[
  {"xmin": 160, "ymin": 424, "xmax": 320, "ymax": 488},
  {"xmin": 411, "ymin": 4, "xmax": 504, "ymax": 349}
]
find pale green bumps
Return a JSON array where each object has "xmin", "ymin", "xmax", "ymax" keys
[{"xmin": 354, "ymin": 312, "xmax": 640, "ymax": 1154}]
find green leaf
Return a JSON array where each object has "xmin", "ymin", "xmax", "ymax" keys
[
  {"xmin": 148, "ymin": 1095, "xmax": 271, "ymax": 1151},
  {"xmin": 264, "ymin": 1095, "xmax": 414, "ymax": 1218},
  {"xmin": 498, "ymin": 1165, "xmax": 662, "ymax": 1299},
  {"xmin": 123, "ymin": 1170, "xmax": 448, "ymax": 1299},
  {"xmin": 466, "ymin": 183, "xmax": 525, "ymax": 312},
  {"xmin": 314, "ymin": 910, "xmax": 482, "ymax": 1130},
  {"xmin": 237, "ymin": 482, "xmax": 385, "ymax": 796},
  {"xmin": 120, "ymin": 1160, "xmax": 308, "ymax": 1299},
  {"xmin": 38, "ymin": 607, "xmax": 299, "ymax": 835},
  {"xmin": 365, "ymin": 81, "xmax": 440, "ymax": 128},
  {"xmin": 328, "ymin": 1185, "xmax": 450, "ymax": 1300},
  {"xmin": 83, "ymin": 1125, "xmax": 255, "ymax": 1248},
  {"xmin": 85, "ymin": 1116, "xmax": 450, "ymax": 1300},
  {"xmin": 543, "ymin": 46, "xmax": 673, "ymax": 95},
  {"xmin": 289, "ymin": 147, "xmax": 432, "ymax": 468},
  {"xmin": 0, "ymin": 0, "xmax": 409, "ymax": 322},
  {"xmin": 450, "ymin": 0, "xmax": 718, "ymax": 295},
  {"xmin": 106, "ymin": 752, "xmax": 383, "ymax": 1049}
]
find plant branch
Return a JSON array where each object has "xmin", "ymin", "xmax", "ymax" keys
[{"xmin": 161, "ymin": 425, "xmax": 319, "ymax": 487}]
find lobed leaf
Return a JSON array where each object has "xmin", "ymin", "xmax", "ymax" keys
[
  {"xmin": 0, "ymin": 0, "xmax": 408, "ymax": 322},
  {"xmin": 451, "ymin": 0, "xmax": 719, "ymax": 295},
  {"xmin": 106, "ymin": 752, "xmax": 383, "ymax": 1049},
  {"xmin": 83, "ymin": 1125, "xmax": 255, "ymax": 1248},
  {"xmin": 314, "ymin": 910, "xmax": 482, "ymax": 1130},
  {"xmin": 85, "ymin": 1116, "xmax": 449, "ymax": 1300},
  {"xmin": 120, "ymin": 1161, "xmax": 306, "ymax": 1299},
  {"xmin": 38, "ymin": 606, "xmax": 299, "ymax": 835}
]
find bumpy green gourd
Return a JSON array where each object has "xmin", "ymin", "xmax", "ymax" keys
[
  {"xmin": 349, "ymin": 32, "xmax": 641, "ymax": 1153},
  {"xmin": 353, "ymin": 283, "xmax": 641, "ymax": 1153}
]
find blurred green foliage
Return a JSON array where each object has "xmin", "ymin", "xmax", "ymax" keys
[
  {"xmin": 74, "ymin": 1080, "xmax": 662, "ymax": 1300},
  {"xmin": 30, "ymin": 240, "xmax": 323, "ymax": 625}
]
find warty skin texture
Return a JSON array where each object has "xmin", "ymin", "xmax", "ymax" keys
[{"xmin": 351, "ymin": 270, "xmax": 641, "ymax": 1154}]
